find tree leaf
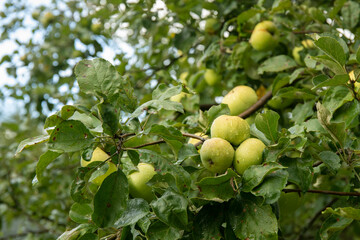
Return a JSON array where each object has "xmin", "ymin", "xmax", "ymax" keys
[
  {"xmin": 319, "ymin": 151, "xmax": 341, "ymax": 174},
  {"xmin": 258, "ymin": 55, "xmax": 297, "ymax": 74},
  {"xmin": 130, "ymin": 100, "xmax": 184, "ymax": 119},
  {"xmin": 48, "ymin": 120, "xmax": 94, "ymax": 152},
  {"xmin": 291, "ymin": 101, "xmax": 315, "ymax": 124},
  {"xmin": 97, "ymin": 101, "xmax": 119, "ymax": 136},
  {"xmin": 36, "ymin": 150, "xmax": 62, "ymax": 182},
  {"xmin": 229, "ymin": 194, "xmax": 278, "ymax": 240},
  {"xmin": 92, "ymin": 170, "xmax": 128, "ymax": 227},
  {"xmin": 314, "ymin": 36, "xmax": 346, "ymax": 66},
  {"xmin": 319, "ymin": 215, "xmax": 353, "ymax": 240},
  {"xmin": 311, "ymin": 55, "xmax": 347, "ymax": 75},
  {"xmin": 192, "ymin": 203, "xmax": 224, "ymax": 240},
  {"xmin": 279, "ymin": 157, "xmax": 313, "ymax": 191},
  {"xmin": 311, "ymin": 74, "xmax": 349, "ymax": 90},
  {"xmin": 251, "ymin": 169, "xmax": 288, "ymax": 204},
  {"xmin": 152, "ymin": 84, "xmax": 182, "ymax": 100},
  {"xmin": 255, "ymin": 110, "xmax": 280, "ymax": 143},
  {"xmin": 341, "ymin": 1, "xmax": 360, "ymax": 29},
  {"xmin": 150, "ymin": 190, "xmax": 188, "ymax": 229},
  {"xmin": 69, "ymin": 203, "xmax": 93, "ymax": 224},
  {"xmin": 323, "ymin": 207, "xmax": 360, "ymax": 220},
  {"xmin": 16, "ymin": 134, "xmax": 49, "ymax": 155},
  {"xmin": 146, "ymin": 221, "xmax": 183, "ymax": 240},
  {"xmin": 323, "ymin": 86, "xmax": 353, "ymax": 115},
  {"xmin": 242, "ymin": 162, "xmax": 286, "ymax": 192},
  {"xmin": 114, "ymin": 198, "xmax": 150, "ymax": 228}
]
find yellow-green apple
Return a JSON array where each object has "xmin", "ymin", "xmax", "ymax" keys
[
  {"xmin": 222, "ymin": 85, "xmax": 258, "ymax": 116},
  {"xmin": 211, "ymin": 115, "xmax": 250, "ymax": 146},
  {"xmin": 128, "ymin": 163, "xmax": 157, "ymax": 202},
  {"xmin": 179, "ymin": 72, "xmax": 188, "ymax": 84},
  {"xmin": 249, "ymin": 21, "xmax": 278, "ymax": 51},
  {"xmin": 292, "ymin": 46, "xmax": 304, "ymax": 65},
  {"xmin": 188, "ymin": 132, "xmax": 208, "ymax": 146},
  {"xmin": 204, "ymin": 18, "xmax": 219, "ymax": 34},
  {"xmin": 91, "ymin": 22, "xmax": 102, "ymax": 34},
  {"xmin": 81, "ymin": 147, "xmax": 117, "ymax": 185},
  {"xmin": 301, "ymin": 39, "xmax": 315, "ymax": 49},
  {"xmin": 200, "ymin": 138, "xmax": 234, "ymax": 173},
  {"xmin": 204, "ymin": 69, "xmax": 221, "ymax": 86},
  {"xmin": 233, "ymin": 138, "xmax": 266, "ymax": 175},
  {"xmin": 169, "ymin": 92, "xmax": 190, "ymax": 102}
]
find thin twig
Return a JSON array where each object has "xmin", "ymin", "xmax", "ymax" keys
[
  {"xmin": 283, "ymin": 188, "xmax": 360, "ymax": 196},
  {"xmin": 123, "ymin": 140, "xmax": 165, "ymax": 150},
  {"xmin": 182, "ymin": 133, "xmax": 206, "ymax": 142},
  {"xmin": 239, "ymin": 91, "xmax": 273, "ymax": 119}
]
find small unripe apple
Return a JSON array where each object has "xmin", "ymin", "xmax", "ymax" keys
[
  {"xmin": 292, "ymin": 46, "xmax": 304, "ymax": 65},
  {"xmin": 81, "ymin": 147, "xmax": 117, "ymax": 185},
  {"xmin": 128, "ymin": 163, "xmax": 157, "ymax": 202},
  {"xmin": 249, "ymin": 21, "xmax": 278, "ymax": 51},
  {"xmin": 204, "ymin": 69, "xmax": 221, "ymax": 86},
  {"xmin": 211, "ymin": 115, "xmax": 250, "ymax": 146},
  {"xmin": 169, "ymin": 92, "xmax": 190, "ymax": 102},
  {"xmin": 204, "ymin": 18, "xmax": 220, "ymax": 34},
  {"xmin": 233, "ymin": 138, "xmax": 266, "ymax": 175},
  {"xmin": 301, "ymin": 39, "xmax": 315, "ymax": 49},
  {"xmin": 179, "ymin": 72, "xmax": 188, "ymax": 84},
  {"xmin": 91, "ymin": 22, "xmax": 102, "ymax": 34},
  {"xmin": 222, "ymin": 85, "xmax": 258, "ymax": 116},
  {"xmin": 200, "ymin": 138, "xmax": 234, "ymax": 174}
]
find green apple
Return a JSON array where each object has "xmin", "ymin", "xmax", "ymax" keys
[
  {"xmin": 169, "ymin": 92, "xmax": 190, "ymax": 102},
  {"xmin": 211, "ymin": 115, "xmax": 250, "ymax": 146},
  {"xmin": 249, "ymin": 21, "xmax": 278, "ymax": 51},
  {"xmin": 200, "ymin": 138, "xmax": 234, "ymax": 173},
  {"xmin": 81, "ymin": 147, "xmax": 117, "ymax": 186},
  {"xmin": 128, "ymin": 163, "xmax": 157, "ymax": 202},
  {"xmin": 179, "ymin": 72, "xmax": 188, "ymax": 84},
  {"xmin": 292, "ymin": 46, "xmax": 304, "ymax": 65},
  {"xmin": 233, "ymin": 138, "xmax": 266, "ymax": 175},
  {"xmin": 301, "ymin": 39, "xmax": 315, "ymax": 49},
  {"xmin": 222, "ymin": 85, "xmax": 258, "ymax": 116},
  {"xmin": 204, "ymin": 18, "xmax": 219, "ymax": 34},
  {"xmin": 188, "ymin": 132, "xmax": 208, "ymax": 146},
  {"xmin": 91, "ymin": 22, "xmax": 102, "ymax": 34},
  {"xmin": 204, "ymin": 69, "xmax": 221, "ymax": 86}
]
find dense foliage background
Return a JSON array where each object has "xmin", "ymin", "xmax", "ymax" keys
[{"xmin": 1, "ymin": 0, "xmax": 360, "ymax": 239}]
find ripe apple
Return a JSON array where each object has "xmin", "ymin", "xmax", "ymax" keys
[
  {"xmin": 128, "ymin": 163, "xmax": 157, "ymax": 202},
  {"xmin": 169, "ymin": 92, "xmax": 190, "ymax": 102},
  {"xmin": 81, "ymin": 147, "xmax": 117, "ymax": 185},
  {"xmin": 204, "ymin": 18, "xmax": 220, "ymax": 34},
  {"xmin": 204, "ymin": 69, "xmax": 221, "ymax": 86},
  {"xmin": 211, "ymin": 115, "xmax": 250, "ymax": 146},
  {"xmin": 233, "ymin": 138, "xmax": 266, "ymax": 175},
  {"xmin": 200, "ymin": 138, "xmax": 234, "ymax": 173},
  {"xmin": 249, "ymin": 21, "xmax": 278, "ymax": 51},
  {"xmin": 222, "ymin": 85, "xmax": 258, "ymax": 116}
]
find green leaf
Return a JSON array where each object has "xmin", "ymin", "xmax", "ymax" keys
[
  {"xmin": 311, "ymin": 55, "xmax": 347, "ymax": 75},
  {"xmin": 48, "ymin": 120, "xmax": 94, "ymax": 152},
  {"xmin": 317, "ymin": 102, "xmax": 347, "ymax": 147},
  {"xmin": 237, "ymin": 8, "xmax": 263, "ymax": 24},
  {"xmin": 319, "ymin": 151, "xmax": 341, "ymax": 174},
  {"xmin": 258, "ymin": 55, "xmax": 297, "ymax": 74},
  {"xmin": 319, "ymin": 215, "xmax": 353, "ymax": 240},
  {"xmin": 312, "ymin": 74, "xmax": 329, "ymax": 87},
  {"xmin": 276, "ymin": 87, "xmax": 316, "ymax": 100},
  {"xmin": 152, "ymin": 84, "xmax": 182, "ymax": 100},
  {"xmin": 323, "ymin": 207, "xmax": 360, "ymax": 220},
  {"xmin": 178, "ymin": 144, "xmax": 199, "ymax": 163},
  {"xmin": 279, "ymin": 157, "xmax": 313, "ymax": 191},
  {"xmin": 61, "ymin": 105, "xmax": 77, "ymax": 120},
  {"xmin": 130, "ymin": 99, "xmax": 184, "ymax": 119},
  {"xmin": 229, "ymin": 194, "xmax": 278, "ymax": 240},
  {"xmin": 114, "ymin": 198, "xmax": 150, "ymax": 228},
  {"xmin": 323, "ymin": 86, "xmax": 353, "ymax": 115},
  {"xmin": 150, "ymin": 190, "xmax": 188, "ymax": 229},
  {"xmin": 16, "ymin": 134, "xmax": 49, "ymax": 155},
  {"xmin": 312, "ymin": 74, "xmax": 349, "ymax": 90},
  {"xmin": 70, "ymin": 167, "xmax": 95, "ymax": 204},
  {"xmin": 251, "ymin": 169, "xmax": 288, "ymax": 204},
  {"xmin": 57, "ymin": 223, "xmax": 97, "ymax": 240},
  {"xmin": 291, "ymin": 101, "xmax": 315, "ymax": 124},
  {"xmin": 74, "ymin": 58, "xmax": 136, "ymax": 112},
  {"xmin": 97, "ymin": 101, "xmax": 119, "ymax": 135},
  {"xmin": 255, "ymin": 110, "xmax": 280, "ymax": 143},
  {"xmin": 193, "ymin": 203, "xmax": 224, "ymax": 240},
  {"xmin": 314, "ymin": 36, "xmax": 347, "ymax": 66},
  {"xmin": 196, "ymin": 169, "xmax": 239, "ymax": 202},
  {"xmin": 36, "ymin": 150, "xmax": 62, "ymax": 182},
  {"xmin": 242, "ymin": 162, "xmax": 286, "ymax": 192},
  {"xmin": 333, "ymin": 101, "xmax": 360, "ymax": 128},
  {"xmin": 341, "ymin": 1, "xmax": 360, "ymax": 29},
  {"xmin": 44, "ymin": 114, "xmax": 64, "ymax": 129},
  {"xmin": 69, "ymin": 203, "xmax": 93, "ymax": 224},
  {"xmin": 357, "ymin": 45, "xmax": 360, "ymax": 64},
  {"xmin": 92, "ymin": 170, "xmax": 128, "ymax": 227},
  {"xmin": 207, "ymin": 104, "xmax": 230, "ymax": 125},
  {"xmin": 146, "ymin": 221, "xmax": 183, "ymax": 240}
]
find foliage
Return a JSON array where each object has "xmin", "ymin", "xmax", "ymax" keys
[{"xmin": 2, "ymin": 0, "xmax": 360, "ymax": 239}]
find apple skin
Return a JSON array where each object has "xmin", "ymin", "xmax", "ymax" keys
[
  {"xmin": 128, "ymin": 163, "xmax": 157, "ymax": 202},
  {"xmin": 204, "ymin": 18, "xmax": 219, "ymax": 34},
  {"xmin": 188, "ymin": 132, "xmax": 208, "ymax": 146},
  {"xmin": 211, "ymin": 115, "xmax": 250, "ymax": 146},
  {"xmin": 249, "ymin": 21, "xmax": 278, "ymax": 51},
  {"xmin": 301, "ymin": 39, "xmax": 315, "ymax": 49},
  {"xmin": 204, "ymin": 69, "xmax": 221, "ymax": 86},
  {"xmin": 233, "ymin": 138, "xmax": 266, "ymax": 175},
  {"xmin": 200, "ymin": 138, "xmax": 234, "ymax": 174},
  {"xmin": 169, "ymin": 92, "xmax": 190, "ymax": 102},
  {"xmin": 292, "ymin": 46, "xmax": 304, "ymax": 65},
  {"xmin": 81, "ymin": 147, "xmax": 117, "ymax": 185},
  {"xmin": 222, "ymin": 85, "xmax": 258, "ymax": 116}
]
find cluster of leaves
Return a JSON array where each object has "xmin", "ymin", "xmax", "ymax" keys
[{"xmin": 3, "ymin": 0, "xmax": 360, "ymax": 239}]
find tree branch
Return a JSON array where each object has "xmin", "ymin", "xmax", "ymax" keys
[
  {"xmin": 283, "ymin": 188, "xmax": 360, "ymax": 196},
  {"xmin": 239, "ymin": 91, "xmax": 272, "ymax": 118}
]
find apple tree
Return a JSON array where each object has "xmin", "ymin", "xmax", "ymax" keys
[{"xmin": 4, "ymin": 0, "xmax": 360, "ymax": 239}]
